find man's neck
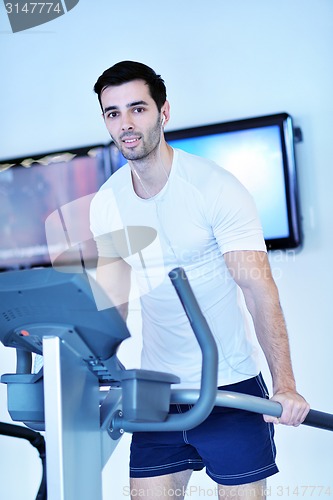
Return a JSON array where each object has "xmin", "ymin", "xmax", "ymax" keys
[{"xmin": 130, "ymin": 142, "xmax": 173, "ymax": 199}]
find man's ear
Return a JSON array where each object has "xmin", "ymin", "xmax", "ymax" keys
[{"xmin": 161, "ymin": 100, "xmax": 171, "ymax": 127}]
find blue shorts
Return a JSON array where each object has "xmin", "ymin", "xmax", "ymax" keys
[{"xmin": 130, "ymin": 373, "xmax": 278, "ymax": 486}]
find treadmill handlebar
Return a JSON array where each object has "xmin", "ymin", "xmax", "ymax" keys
[
  {"xmin": 170, "ymin": 390, "xmax": 333, "ymax": 432},
  {"xmin": 113, "ymin": 268, "xmax": 333, "ymax": 434},
  {"xmin": 302, "ymin": 409, "xmax": 333, "ymax": 431}
]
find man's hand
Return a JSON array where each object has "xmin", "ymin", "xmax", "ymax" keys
[{"xmin": 264, "ymin": 391, "xmax": 310, "ymax": 427}]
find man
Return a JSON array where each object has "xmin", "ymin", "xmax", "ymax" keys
[{"xmin": 90, "ymin": 61, "xmax": 310, "ymax": 499}]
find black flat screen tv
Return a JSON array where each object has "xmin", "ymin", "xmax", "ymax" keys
[
  {"xmin": 110, "ymin": 112, "xmax": 302, "ymax": 251},
  {"xmin": 0, "ymin": 145, "xmax": 111, "ymax": 271}
]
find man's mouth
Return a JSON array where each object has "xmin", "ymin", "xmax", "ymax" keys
[{"xmin": 122, "ymin": 136, "xmax": 141, "ymax": 145}]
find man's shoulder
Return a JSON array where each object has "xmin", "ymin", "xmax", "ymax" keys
[
  {"xmin": 175, "ymin": 147, "xmax": 217, "ymax": 168},
  {"xmin": 174, "ymin": 148, "xmax": 240, "ymax": 187}
]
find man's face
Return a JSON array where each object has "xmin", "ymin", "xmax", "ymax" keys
[{"xmin": 100, "ymin": 79, "xmax": 164, "ymax": 161}]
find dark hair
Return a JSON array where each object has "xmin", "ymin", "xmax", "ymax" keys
[{"xmin": 94, "ymin": 60, "xmax": 167, "ymax": 112}]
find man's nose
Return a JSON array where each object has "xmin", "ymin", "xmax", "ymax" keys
[{"xmin": 121, "ymin": 113, "xmax": 134, "ymax": 131}]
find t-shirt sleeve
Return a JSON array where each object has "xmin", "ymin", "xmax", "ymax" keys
[{"xmin": 207, "ymin": 169, "xmax": 267, "ymax": 255}]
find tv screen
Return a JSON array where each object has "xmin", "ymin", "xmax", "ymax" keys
[
  {"xmin": 0, "ymin": 145, "xmax": 110, "ymax": 271},
  {"xmin": 109, "ymin": 113, "xmax": 302, "ymax": 251}
]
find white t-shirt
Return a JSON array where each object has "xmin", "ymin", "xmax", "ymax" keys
[{"xmin": 90, "ymin": 148, "xmax": 267, "ymax": 388}]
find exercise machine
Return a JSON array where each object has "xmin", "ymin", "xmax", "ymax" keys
[{"xmin": 1, "ymin": 267, "xmax": 332, "ymax": 500}]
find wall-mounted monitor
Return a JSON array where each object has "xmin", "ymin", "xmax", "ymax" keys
[
  {"xmin": 0, "ymin": 112, "xmax": 302, "ymax": 273},
  {"xmin": 110, "ymin": 112, "xmax": 302, "ymax": 251},
  {"xmin": 0, "ymin": 145, "xmax": 111, "ymax": 271}
]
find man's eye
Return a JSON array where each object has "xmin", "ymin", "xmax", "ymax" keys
[
  {"xmin": 106, "ymin": 112, "xmax": 118, "ymax": 119},
  {"xmin": 134, "ymin": 107, "xmax": 145, "ymax": 113}
]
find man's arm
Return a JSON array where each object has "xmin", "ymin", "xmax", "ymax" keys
[
  {"xmin": 96, "ymin": 256, "xmax": 131, "ymax": 321},
  {"xmin": 224, "ymin": 250, "xmax": 310, "ymax": 426}
]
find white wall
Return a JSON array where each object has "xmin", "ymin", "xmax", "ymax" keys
[{"xmin": 1, "ymin": 0, "xmax": 333, "ymax": 498}]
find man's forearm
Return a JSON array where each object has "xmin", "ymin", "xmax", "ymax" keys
[
  {"xmin": 246, "ymin": 284, "xmax": 297, "ymax": 394},
  {"xmin": 224, "ymin": 250, "xmax": 310, "ymax": 425}
]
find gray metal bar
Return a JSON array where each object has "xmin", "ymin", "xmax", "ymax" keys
[
  {"xmin": 171, "ymin": 389, "xmax": 333, "ymax": 431},
  {"xmin": 43, "ymin": 336, "xmax": 103, "ymax": 500},
  {"xmin": 16, "ymin": 349, "xmax": 32, "ymax": 374},
  {"xmin": 171, "ymin": 389, "xmax": 281, "ymax": 417}
]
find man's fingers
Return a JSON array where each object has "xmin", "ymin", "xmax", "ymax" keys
[
  {"xmin": 263, "ymin": 414, "xmax": 280, "ymax": 425},
  {"xmin": 263, "ymin": 392, "xmax": 310, "ymax": 426}
]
